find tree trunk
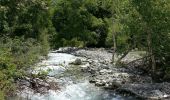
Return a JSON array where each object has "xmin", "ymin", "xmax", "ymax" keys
[
  {"xmin": 112, "ymin": 31, "xmax": 117, "ymax": 65},
  {"xmin": 115, "ymin": 46, "xmax": 133, "ymax": 65},
  {"xmin": 147, "ymin": 29, "xmax": 156, "ymax": 76}
]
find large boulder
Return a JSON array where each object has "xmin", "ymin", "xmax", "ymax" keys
[
  {"xmin": 70, "ymin": 58, "xmax": 82, "ymax": 65},
  {"xmin": 74, "ymin": 58, "xmax": 82, "ymax": 65}
]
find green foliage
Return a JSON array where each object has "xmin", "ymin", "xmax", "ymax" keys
[
  {"xmin": 0, "ymin": 91, "xmax": 4, "ymax": 100},
  {"xmin": 0, "ymin": 37, "xmax": 46, "ymax": 97},
  {"xmin": 0, "ymin": 0, "xmax": 170, "ymax": 97},
  {"xmin": 112, "ymin": 0, "xmax": 170, "ymax": 78},
  {"xmin": 129, "ymin": 0, "xmax": 170, "ymax": 75},
  {"xmin": 62, "ymin": 38, "xmax": 85, "ymax": 47},
  {"xmin": 0, "ymin": 0, "xmax": 50, "ymax": 37},
  {"xmin": 0, "ymin": 0, "xmax": 52, "ymax": 97},
  {"xmin": 51, "ymin": 0, "xmax": 113, "ymax": 48},
  {"xmin": 0, "ymin": 41, "xmax": 17, "ymax": 96}
]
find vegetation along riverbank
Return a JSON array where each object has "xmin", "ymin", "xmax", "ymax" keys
[{"xmin": 0, "ymin": 0, "xmax": 170, "ymax": 100}]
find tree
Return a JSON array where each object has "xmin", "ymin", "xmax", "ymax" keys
[
  {"xmin": 131, "ymin": 0, "xmax": 170, "ymax": 76},
  {"xmin": 0, "ymin": 0, "xmax": 52, "ymax": 97},
  {"xmin": 51, "ymin": 0, "xmax": 113, "ymax": 48},
  {"xmin": 111, "ymin": 0, "xmax": 134, "ymax": 65},
  {"xmin": 111, "ymin": 0, "xmax": 170, "ymax": 78}
]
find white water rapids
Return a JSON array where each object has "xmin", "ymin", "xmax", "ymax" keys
[{"xmin": 11, "ymin": 52, "xmax": 137, "ymax": 100}]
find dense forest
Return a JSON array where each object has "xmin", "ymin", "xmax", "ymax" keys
[{"xmin": 0, "ymin": 0, "xmax": 170, "ymax": 99}]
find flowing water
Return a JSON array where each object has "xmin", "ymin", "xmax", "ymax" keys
[{"xmin": 11, "ymin": 52, "xmax": 137, "ymax": 100}]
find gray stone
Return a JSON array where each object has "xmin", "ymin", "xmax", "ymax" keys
[
  {"xmin": 70, "ymin": 58, "xmax": 82, "ymax": 65},
  {"xmin": 119, "ymin": 83, "xmax": 170, "ymax": 99},
  {"xmin": 99, "ymin": 69, "xmax": 112, "ymax": 75},
  {"xmin": 74, "ymin": 58, "xmax": 82, "ymax": 65}
]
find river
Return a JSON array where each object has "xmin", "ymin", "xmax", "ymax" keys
[{"xmin": 10, "ymin": 51, "xmax": 137, "ymax": 100}]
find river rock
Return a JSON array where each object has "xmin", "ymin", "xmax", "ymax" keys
[
  {"xmin": 70, "ymin": 58, "xmax": 82, "ymax": 65},
  {"xmin": 73, "ymin": 48, "xmax": 112, "ymax": 63},
  {"xmin": 56, "ymin": 47, "xmax": 79, "ymax": 53},
  {"xmin": 119, "ymin": 83, "xmax": 170, "ymax": 99},
  {"xmin": 99, "ymin": 69, "xmax": 112, "ymax": 75},
  {"xmin": 74, "ymin": 58, "xmax": 82, "ymax": 65},
  {"xmin": 31, "ymin": 78, "xmax": 50, "ymax": 90},
  {"xmin": 110, "ymin": 81, "xmax": 123, "ymax": 89},
  {"xmin": 17, "ymin": 47, "xmax": 166, "ymax": 99},
  {"xmin": 95, "ymin": 80, "xmax": 106, "ymax": 86}
]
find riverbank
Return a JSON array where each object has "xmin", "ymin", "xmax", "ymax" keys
[
  {"xmin": 13, "ymin": 47, "xmax": 170, "ymax": 100},
  {"xmin": 56, "ymin": 47, "xmax": 170, "ymax": 99}
]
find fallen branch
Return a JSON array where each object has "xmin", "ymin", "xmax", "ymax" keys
[{"xmin": 115, "ymin": 47, "xmax": 134, "ymax": 65}]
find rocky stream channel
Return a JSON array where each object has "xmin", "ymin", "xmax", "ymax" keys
[{"xmin": 8, "ymin": 47, "xmax": 170, "ymax": 100}]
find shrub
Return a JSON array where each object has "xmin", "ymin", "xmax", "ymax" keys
[{"xmin": 0, "ymin": 37, "xmax": 48, "ymax": 97}]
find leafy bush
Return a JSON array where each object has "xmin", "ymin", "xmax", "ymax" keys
[
  {"xmin": 62, "ymin": 38, "xmax": 85, "ymax": 47},
  {"xmin": 0, "ymin": 0, "xmax": 51, "ymax": 98},
  {"xmin": 0, "ymin": 37, "xmax": 48, "ymax": 97}
]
